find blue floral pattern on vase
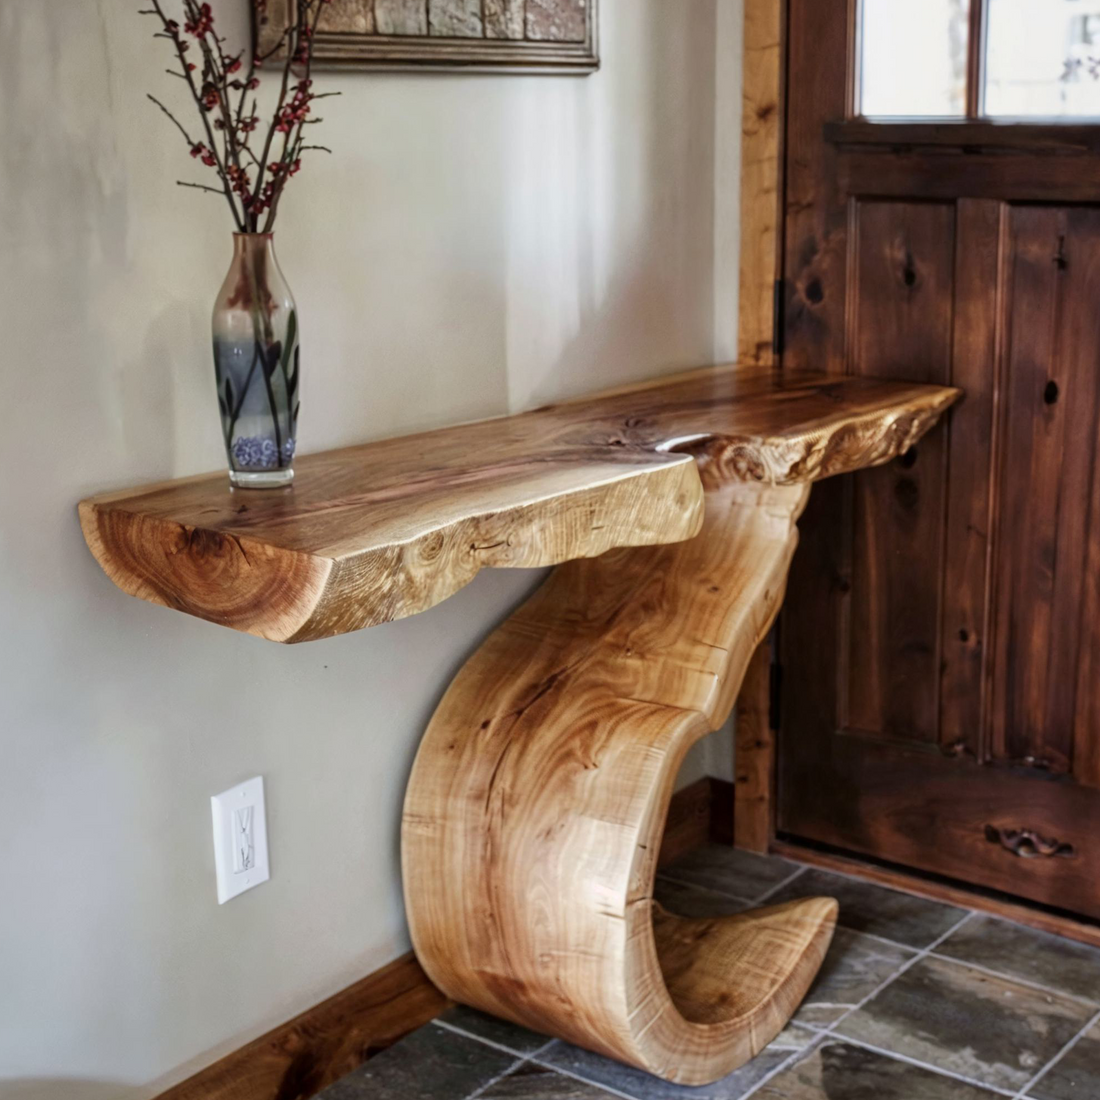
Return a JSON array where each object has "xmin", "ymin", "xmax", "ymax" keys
[{"xmin": 230, "ymin": 436, "xmax": 296, "ymax": 471}]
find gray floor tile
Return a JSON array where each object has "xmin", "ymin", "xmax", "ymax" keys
[
  {"xmin": 538, "ymin": 1039, "xmax": 793, "ymax": 1099},
  {"xmin": 835, "ymin": 955, "xmax": 1094, "ymax": 1092},
  {"xmin": 764, "ymin": 869, "xmax": 968, "ymax": 948},
  {"xmin": 659, "ymin": 844, "xmax": 801, "ymax": 902},
  {"xmin": 317, "ymin": 1022, "xmax": 518, "ymax": 1100},
  {"xmin": 324, "ymin": 855, "xmax": 1100, "ymax": 1100},
  {"xmin": 755, "ymin": 1038, "xmax": 1002, "ymax": 1099},
  {"xmin": 437, "ymin": 1005, "xmax": 552, "ymax": 1055},
  {"xmin": 654, "ymin": 877, "xmax": 751, "ymax": 917},
  {"xmin": 1028, "ymin": 1018, "xmax": 1100, "ymax": 1100},
  {"xmin": 480, "ymin": 1062, "xmax": 622, "ymax": 1099},
  {"xmin": 936, "ymin": 915, "xmax": 1100, "ymax": 1005},
  {"xmin": 793, "ymin": 927, "xmax": 914, "ymax": 1027}
]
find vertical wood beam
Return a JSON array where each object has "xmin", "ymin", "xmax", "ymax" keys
[
  {"xmin": 734, "ymin": 642, "xmax": 775, "ymax": 852},
  {"xmin": 737, "ymin": 0, "xmax": 784, "ymax": 367},
  {"xmin": 733, "ymin": 0, "xmax": 786, "ymax": 852}
]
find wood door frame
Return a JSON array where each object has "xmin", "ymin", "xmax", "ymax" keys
[
  {"xmin": 732, "ymin": 0, "xmax": 786, "ymax": 853},
  {"xmin": 736, "ymin": 0, "xmax": 786, "ymax": 369}
]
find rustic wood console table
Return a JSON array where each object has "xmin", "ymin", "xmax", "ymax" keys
[{"xmin": 79, "ymin": 364, "xmax": 958, "ymax": 1085}]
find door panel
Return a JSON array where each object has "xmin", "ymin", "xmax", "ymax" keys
[
  {"xmin": 991, "ymin": 207, "xmax": 1100, "ymax": 775},
  {"xmin": 781, "ymin": 0, "xmax": 848, "ymax": 374},
  {"xmin": 778, "ymin": 0, "xmax": 1100, "ymax": 921},
  {"xmin": 844, "ymin": 201, "xmax": 955, "ymax": 744},
  {"xmin": 939, "ymin": 198, "xmax": 1001, "ymax": 762},
  {"xmin": 1076, "ymin": 428, "xmax": 1100, "ymax": 793},
  {"xmin": 781, "ymin": 734, "xmax": 1100, "ymax": 918}
]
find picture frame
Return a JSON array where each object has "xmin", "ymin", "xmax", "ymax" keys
[{"xmin": 256, "ymin": 0, "xmax": 599, "ymax": 74}]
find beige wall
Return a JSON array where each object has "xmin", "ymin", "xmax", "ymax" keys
[{"xmin": 0, "ymin": 0, "xmax": 741, "ymax": 1095}]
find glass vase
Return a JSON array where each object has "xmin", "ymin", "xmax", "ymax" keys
[{"xmin": 212, "ymin": 233, "xmax": 299, "ymax": 488}]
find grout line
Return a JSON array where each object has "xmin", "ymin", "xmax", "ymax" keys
[
  {"xmin": 735, "ymin": 1030, "xmax": 829, "ymax": 1100},
  {"xmin": 753, "ymin": 865, "xmax": 809, "ymax": 904},
  {"xmin": 821, "ymin": 910, "xmax": 975, "ymax": 1036},
  {"xmin": 463, "ymin": 1055, "xmax": 527, "ymax": 1100},
  {"xmin": 659, "ymin": 872, "xmax": 936, "ymax": 958},
  {"xmin": 432, "ymin": 1017, "xmax": 552, "ymax": 1061},
  {"xmin": 1011, "ymin": 1004, "xmax": 1100, "ymax": 1100},
  {"xmin": 653, "ymin": 870, "xmax": 757, "ymax": 907},
  {"xmin": 769, "ymin": 1023, "xmax": 821, "ymax": 1053},
  {"xmin": 832, "ymin": 927, "xmax": 921, "ymax": 954},
  {"xmin": 821, "ymin": 1032, "xmax": 1018, "ymax": 1097},
  {"xmin": 925, "ymin": 950, "xmax": 1100, "ymax": 1008},
  {"xmin": 793, "ymin": 1002, "xmax": 860, "ymax": 1017},
  {"xmin": 527, "ymin": 1053, "xmax": 646, "ymax": 1100},
  {"xmin": 777, "ymin": 853, "xmax": 980, "ymax": 913},
  {"xmin": 803, "ymin": 909, "xmax": 1067, "ymax": 1098}
]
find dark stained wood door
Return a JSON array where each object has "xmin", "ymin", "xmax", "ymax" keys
[{"xmin": 777, "ymin": 0, "xmax": 1100, "ymax": 921}]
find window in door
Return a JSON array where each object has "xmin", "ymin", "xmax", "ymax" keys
[{"xmin": 859, "ymin": 0, "xmax": 1100, "ymax": 119}]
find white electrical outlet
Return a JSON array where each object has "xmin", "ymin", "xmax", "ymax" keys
[{"xmin": 211, "ymin": 776, "xmax": 269, "ymax": 904}]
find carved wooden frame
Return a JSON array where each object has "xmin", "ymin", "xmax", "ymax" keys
[{"xmin": 256, "ymin": 0, "xmax": 599, "ymax": 74}]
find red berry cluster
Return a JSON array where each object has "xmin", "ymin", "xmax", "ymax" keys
[
  {"xmin": 183, "ymin": 2, "xmax": 214, "ymax": 37},
  {"xmin": 145, "ymin": 0, "xmax": 336, "ymax": 232},
  {"xmin": 276, "ymin": 80, "xmax": 314, "ymax": 134}
]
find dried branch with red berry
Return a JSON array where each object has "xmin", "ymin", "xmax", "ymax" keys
[{"xmin": 140, "ymin": 0, "xmax": 338, "ymax": 232}]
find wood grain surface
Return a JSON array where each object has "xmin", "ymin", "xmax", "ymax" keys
[
  {"xmin": 737, "ymin": 0, "xmax": 783, "ymax": 366},
  {"xmin": 401, "ymin": 376, "xmax": 953, "ymax": 1084},
  {"xmin": 79, "ymin": 365, "xmax": 958, "ymax": 643},
  {"xmin": 403, "ymin": 479, "xmax": 838, "ymax": 1084}
]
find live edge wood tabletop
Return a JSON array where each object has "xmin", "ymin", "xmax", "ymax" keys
[{"xmin": 79, "ymin": 363, "xmax": 959, "ymax": 1085}]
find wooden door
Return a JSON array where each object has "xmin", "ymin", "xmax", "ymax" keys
[{"xmin": 777, "ymin": 0, "xmax": 1100, "ymax": 920}]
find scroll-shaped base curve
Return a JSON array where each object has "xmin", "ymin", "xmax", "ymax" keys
[{"xmin": 402, "ymin": 481, "xmax": 837, "ymax": 1085}]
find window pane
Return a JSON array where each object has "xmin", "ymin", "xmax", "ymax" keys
[
  {"xmin": 861, "ymin": 0, "xmax": 970, "ymax": 117},
  {"xmin": 985, "ymin": 0, "xmax": 1100, "ymax": 117}
]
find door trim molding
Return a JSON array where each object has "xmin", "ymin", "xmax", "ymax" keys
[
  {"xmin": 770, "ymin": 835, "xmax": 1100, "ymax": 950},
  {"xmin": 731, "ymin": 0, "xmax": 787, "ymax": 856}
]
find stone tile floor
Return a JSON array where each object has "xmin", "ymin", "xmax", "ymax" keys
[{"xmin": 318, "ymin": 846, "xmax": 1100, "ymax": 1100}]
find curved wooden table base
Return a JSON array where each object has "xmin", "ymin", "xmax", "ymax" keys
[
  {"xmin": 77, "ymin": 365, "xmax": 958, "ymax": 1085},
  {"xmin": 404, "ymin": 481, "xmax": 838, "ymax": 1085}
]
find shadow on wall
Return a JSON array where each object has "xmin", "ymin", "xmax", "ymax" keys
[{"xmin": 0, "ymin": 1082, "xmax": 147, "ymax": 1100}]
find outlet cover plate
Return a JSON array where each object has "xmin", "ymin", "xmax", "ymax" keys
[{"xmin": 211, "ymin": 776, "xmax": 270, "ymax": 904}]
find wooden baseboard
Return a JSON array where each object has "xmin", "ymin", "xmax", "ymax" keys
[
  {"xmin": 659, "ymin": 776, "xmax": 732, "ymax": 866},
  {"xmin": 711, "ymin": 775, "xmax": 734, "ymax": 846},
  {"xmin": 155, "ymin": 952, "xmax": 449, "ymax": 1100}
]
